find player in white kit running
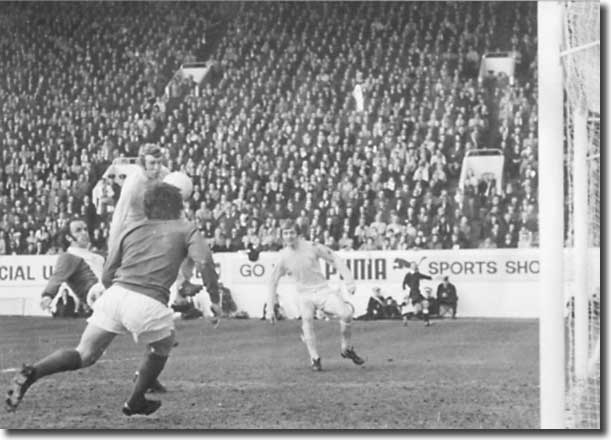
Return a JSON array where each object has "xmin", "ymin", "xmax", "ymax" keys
[{"xmin": 268, "ymin": 220, "xmax": 364, "ymax": 371}]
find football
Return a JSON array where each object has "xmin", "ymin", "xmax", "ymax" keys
[{"xmin": 163, "ymin": 171, "xmax": 194, "ymax": 201}]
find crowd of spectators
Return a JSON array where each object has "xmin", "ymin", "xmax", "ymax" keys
[{"xmin": 0, "ymin": 2, "xmax": 539, "ymax": 255}]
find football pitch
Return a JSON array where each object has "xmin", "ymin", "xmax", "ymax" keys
[{"xmin": 0, "ymin": 316, "xmax": 538, "ymax": 429}]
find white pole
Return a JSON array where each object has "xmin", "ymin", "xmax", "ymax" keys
[
  {"xmin": 538, "ymin": 1, "xmax": 565, "ymax": 429},
  {"xmin": 572, "ymin": 109, "xmax": 589, "ymax": 380}
]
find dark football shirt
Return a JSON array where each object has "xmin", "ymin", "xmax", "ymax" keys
[
  {"xmin": 42, "ymin": 252, "xmax": 99, "ymax": 301},
  {"xmin": 103, "ymin": 219, "xmax": 219, "ymax": 306}
]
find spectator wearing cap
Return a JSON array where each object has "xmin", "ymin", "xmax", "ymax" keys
[{"xmin": 436, "ymin": 276, "xmax": 458, "ymax": 318}]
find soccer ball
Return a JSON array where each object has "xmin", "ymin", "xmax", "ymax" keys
[{"xmin": 163, "ymin": 171, "xmax": 193, "ymax": 200}]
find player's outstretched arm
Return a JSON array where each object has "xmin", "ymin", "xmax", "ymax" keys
[
  {"xmin": 314, "ymin": 244, "xmax": 355, "ymax": 294},
  {"xmin": 419, "ymin": 272, "xmax": 433, "ymax": 281},
  {"xmin": 107, "ymin": 171, "xmax": 141, "ymax": 250},
  {"xmin": 40, "ymin": 253, "xmax": 78, "ymax": 310},
  {"xmin": 102, "ymin": 234, "xmax": 123, "ymax": 288}
]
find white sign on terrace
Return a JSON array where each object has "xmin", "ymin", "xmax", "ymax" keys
[{"xmin": 0, "ymin": 249, "xmax": 598, "ymax": 318}]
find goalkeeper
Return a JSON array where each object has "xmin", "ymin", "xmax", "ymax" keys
[{"xmin": 39, "ymin": 218, "xmax": 105, "ymax": 317}]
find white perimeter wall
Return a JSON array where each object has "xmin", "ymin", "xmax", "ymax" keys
[{"xmin": 0, "ymin": 249, "xmax": 598, "ymax": 318}]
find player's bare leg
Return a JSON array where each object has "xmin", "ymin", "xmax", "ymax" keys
[
  {"xmin": 422, "ymin": 299, "xmax": 432, "ymax": 327},
  {"xmin": 123, "ymin": 332, "xmax": 175, "ymax": 416},
  {"xmin": 338, "ymin": 303, "xmax": 365, "ymax": 366},
  {"xmin": 301, "ymin": 319, "xmax": 321, "ymax": 370},
  {"xmin": 339, "ymin": 319, "xmax": 352, "ymax": 353},
  {"xmin": 6, "ymin": 324, "xmax": 115, "ymax": 411},
  {"xmin": 300, "ymin": 308, "xmax": 321, "ymax": 371}
]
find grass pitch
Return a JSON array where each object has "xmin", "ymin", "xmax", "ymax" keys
[{"xmin": 0, "ymin": 316, "xmax": 538, "ymax": 429}]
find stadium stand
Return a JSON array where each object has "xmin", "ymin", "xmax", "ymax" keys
[{"xmin": 0, "ymin": 2, "xmax": 538, "ymax": 255}]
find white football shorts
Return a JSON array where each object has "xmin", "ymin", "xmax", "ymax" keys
[
  {"xmin": 88, "ymin": 284, "xmax": 175, "ymax": 344},
  {"xmin": 297, "ymin": 285, "xmax": 353, "ymax": 320}
]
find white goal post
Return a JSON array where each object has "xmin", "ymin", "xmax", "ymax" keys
[
  {"xmin": 538, "ymin": 1, "xmax": 600, "ymax": 430},
  {"xmin": 538, "ymin": 2, "xmax": 565, "ymax": 429}
]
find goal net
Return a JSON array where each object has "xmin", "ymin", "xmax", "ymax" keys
[{"xmin": 561, "ymin": 1, "xmax": 600, "ymax": 430}]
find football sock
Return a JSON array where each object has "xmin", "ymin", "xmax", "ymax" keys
[
  {"xmin": 340, "ymin": 320, "xmax": 352, "ymax": 353},
  {"xmin": 32, "ymin": 349, "xmax": 82, "ymax": 381},
  {"xmin": 128, "ymin": 353, "xmax": 168, "ymax": 408},
  {"xmin": 301, "ymin": 321, "xmax": 319, "ymax": 360}
]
